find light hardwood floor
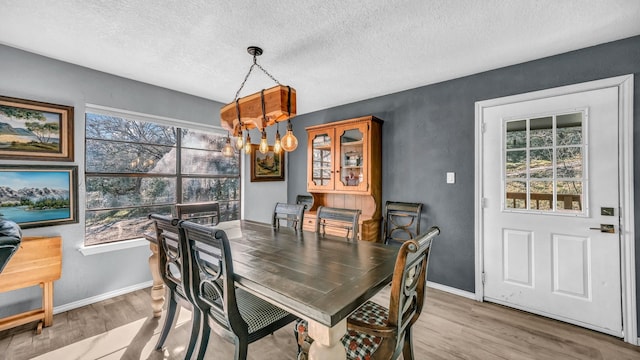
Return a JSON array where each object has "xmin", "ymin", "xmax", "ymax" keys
[{"xmin": 1, "ymin": 286, "xmax": 639, "ymax": 360}]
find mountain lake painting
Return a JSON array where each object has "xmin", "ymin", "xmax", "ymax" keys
[
  {"xmin": 0, "ymin": 96, "xmax": 74, "ymax": 161},
  {"xmin": 0, "ymin": 166, "xmax": 77, "ymax": 228}
]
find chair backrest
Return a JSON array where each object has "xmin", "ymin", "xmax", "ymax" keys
[
  {"xmin": 272, "ymin": 202, "xmax": 306, "ymax": 230},
  {"xmin": 315, "ymin": 206, "xmax": 360, "ymax": 241},
  {"xmin": 295, "ymin": 195, "xmax": 313, "ymax": 210},
  {"xmin": 178, "ymin": 220, "xmax": 247, "ymax": 339},
  {"xmin": 383, "ymin": 201, "xmax": 423, "ymax": 245},
  {"xmin": 175, "ymin": 201, "xmax": 220, "ymax": 226},
  {"xmin": 388, "ymin": 226, "xmax": 440, "ymax": 358},
  {"xmin": 149, "ymin": 214, "xmax": 185, "ymax": 296}
]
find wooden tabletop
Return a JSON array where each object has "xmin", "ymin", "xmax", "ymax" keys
[{"xmin": 191, "ymin": 220, "xmax": 398, "ymax": 327}]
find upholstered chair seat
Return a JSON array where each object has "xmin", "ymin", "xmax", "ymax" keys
[{"xmin": 295, "ymin": 300, "xmax": 388, "ymax": 359}]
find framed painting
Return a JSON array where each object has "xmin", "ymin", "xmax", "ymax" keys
[
  {"xmin": 0, "ymin": 95, "xmax": 74, "ymax": 161},
  {"xmin": 250, "ymin": 144, "xmax": 285, "ymax": 182},
  {"xmin": 0, "ymin": 165, "xmax": 78, "ymax": 229}
]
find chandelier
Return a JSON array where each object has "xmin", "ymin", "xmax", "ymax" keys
[{"xmin": 220, "ymin": 46, "xmax": 298, "ymax": 157}]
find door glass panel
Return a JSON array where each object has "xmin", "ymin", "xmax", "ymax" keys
[
  {"xmin": 530, "ymin": 117, "xmax": 553, "ymax": 147},
  {"xmin": 312, "ymin": 133, "xmax": 332, "ymax": 186},
  {"xmin": 530, "ymin": 181, "xmax": 553, "ymax": 210},
  {"xmin": 557, "ymin": 181, "xmax": 583, "ymax": 212},
  {"xmin": 557, "ymin": 147, "xmax": 582, "ymax": 178},
  {"xmin": 506, "ymin": 150, "xmax": 526, "ymax": 178},
  {"xmin": 503, "ymin": 111, "xmax": 585, "ymax": 214},
  {"xmin": 339, "ymin": 128, "xmax": 363, "ymax": 187},
  {"xmin": 529, "ymin": 149, "xmax": 553, "ymax": 178},
  {"xmin": 557, "ymin": 113, "xmax": 583, "ymax": 145},
  {"xmin": 505, "ymin": 181, "xmax": 527, "ymax": 209},
  {"xmin": 506, "ymin": 120, "xmax": 527, "ymax": 149}
]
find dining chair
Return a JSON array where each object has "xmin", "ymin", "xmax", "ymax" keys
[
  {"xmin": 294, "ymin": 226, "xmax": 441, "ymax": 360},
  {"xmin": 295, "ymin": 194, "xmax": 313, "ymax": 210},
  {"xmin": 175, "ymin": 201, "xmax": 220, "ymax": 226},
  {"xmin": 148, "ymin": 214, "xmax": 200, "ymax": 359},
  {"xmin": 383, "ymin": 201, "xmax": 423, "ymax": 245},
  {"xmin": 178, "ymin": 220, "xmax": 298, "ymax": 360},
  {"xmin": 272, "ymin": 202, "xmax": 306, "ymax": 230},
  {"xmin": 315, "ymin": 206, "xmax": 361, "ymax": 241}
]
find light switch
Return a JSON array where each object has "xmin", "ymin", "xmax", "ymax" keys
[{"xmin": 446, "ymin": 172, "xmax": 455, "ymax": 184}]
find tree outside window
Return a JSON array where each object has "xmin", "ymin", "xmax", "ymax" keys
[{"xmin": 84, "ymin": 112, "xmax": 240, "ymax": 246}]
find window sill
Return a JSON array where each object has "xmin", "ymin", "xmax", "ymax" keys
[{"xmin": 77, "ymin": 238, "xmax": 150, "ymax": 256}]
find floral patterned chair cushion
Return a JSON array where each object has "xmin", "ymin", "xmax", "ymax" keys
[{"xmin": 294, "ymin": 300, "xmax": 388, "ymax": 360}]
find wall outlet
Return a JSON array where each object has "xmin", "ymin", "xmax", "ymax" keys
[{"xmin": 446, "ymin": 172, "xmax": 455, "ymax": 184}]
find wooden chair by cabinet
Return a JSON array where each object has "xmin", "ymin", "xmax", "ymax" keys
[
  {"xmin": 383, "ymin": 201, "xmax": 423, "ymax": 245},
  {"xmin": 178, "ymin": 220, "xmax": 298, "ymax": 360},
  {"xmin": 175, "ymin": 201, "xmax": 220, "ymax": 226},
  {"xmin": 148, "ymin": 214, "xmax": 199, "ymax": 358},
  {"xmin": 295, "ymin": 226, "xmax": 441, "ymax": 360},
  {"xmin": 315, "ymin": 206, "xmax": 361, "ymax": 241},
  {"xmin": 272, "ymin": 202, "xmax": 306, "ymax": 231},
  {"xmin": 295, "ymin": 195, "xmax": 313, "ymax": 210}
]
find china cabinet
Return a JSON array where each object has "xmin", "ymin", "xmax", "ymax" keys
[{"xmin": 304, "ymin": 116, "xmax": 383, "ymax": 241}]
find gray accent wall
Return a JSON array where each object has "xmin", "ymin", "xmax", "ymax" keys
[{"xmin": 286, "ymin": 35, "xmax": 640, "ymax": 333}]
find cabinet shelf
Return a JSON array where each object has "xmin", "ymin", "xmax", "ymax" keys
[{"xmin": 341, "ymin": 140, "xmax": 363, "ymax": 146}]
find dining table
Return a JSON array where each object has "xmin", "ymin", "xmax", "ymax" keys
[{"xmin": 144, "ymin": 219, "xmax": 399, "ymax": 360}]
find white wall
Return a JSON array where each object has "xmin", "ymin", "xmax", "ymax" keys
[{"xmin": 241, "ymin": 125, "xmax": 289, "ymax": 223}]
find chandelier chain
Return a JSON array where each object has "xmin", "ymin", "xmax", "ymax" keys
[{"xmin": 233, "ymin": 55, "xmax": 281, "ymax": 101}]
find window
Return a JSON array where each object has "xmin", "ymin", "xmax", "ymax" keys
[
  {"xmin": 504, "ymin": 111, "xmax": 585, "ymax": 214},
  {"xmin": 85, "ymin": 108, "xmax": 240, "ymax": 246}
]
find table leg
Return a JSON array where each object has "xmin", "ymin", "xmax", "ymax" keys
[
  {"xmin": 42, "ymin": 281, "xmax": 54, "ymax": 327},
  {"xmin": 307, "ymin": 318, "xmax": 347, "ymax": 360},
  {"xmin": 148, "ymin": 243, "xmax": 165, "ymax": 318}
]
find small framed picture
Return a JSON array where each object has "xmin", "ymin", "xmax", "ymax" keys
[
  {"xmin": 250, "ymin": 144, "xmax": 285, "ymax": 182},
  {"xmin": 0, "ymin": 95, "xmax": 74, "ymax": 161},
  {"xmin": 0, "ymin": 165, "xmax": 78, "ymax": 229}
]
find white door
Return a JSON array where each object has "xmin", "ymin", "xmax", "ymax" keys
[{"xmin": 481, "ymin": 86, "xmax": 622, "ymax": 336}]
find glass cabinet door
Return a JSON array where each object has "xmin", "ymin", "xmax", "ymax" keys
[
  {"xmin": 308, "ymin": 129, "xmax": 335, "ymax": 190},
  {"xmin": 336, "ymin": 123, "xmax": 368, "ymax": 192}
]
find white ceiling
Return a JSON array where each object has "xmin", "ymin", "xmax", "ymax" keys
[{"xmin": 1, "ymin": 0, "xmax": 639, "ymax": 115}]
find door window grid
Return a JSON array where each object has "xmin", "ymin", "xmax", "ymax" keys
[{"xmin": 503, "ymin": 111, "xmax": 586, "ymax": 214}]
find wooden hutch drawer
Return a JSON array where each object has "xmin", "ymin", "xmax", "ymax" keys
[{"xmin": 302, "ymin": 213, "xmax": 316, "ymax": 233}]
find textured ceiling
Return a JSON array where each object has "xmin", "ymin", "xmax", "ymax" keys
[{"xmin": 1, "ymin": 0, "xmax": 639, "ymax": 115}]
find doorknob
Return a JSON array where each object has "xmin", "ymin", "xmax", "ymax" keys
[{"xmin": 589, "ymin": 224, "xmax": 615, "ymax": 233}]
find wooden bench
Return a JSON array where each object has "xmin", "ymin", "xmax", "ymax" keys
[{"xmin": 0, "ymin": 236, "xmax": 62, "ymax": 334}]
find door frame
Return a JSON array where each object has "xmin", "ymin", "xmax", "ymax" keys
[{"xmin": 474, "ymin": 75, "xmax": 636, "ymax": 344}]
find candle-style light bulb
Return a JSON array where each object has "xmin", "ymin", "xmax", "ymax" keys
[
  {"xmin": 222, "ymin": 134, "xmax": 234, "ymax": 157},
  {"xmin": 259, "ymin": 130, "xmax": 269, "ymax": 154},
  {"xmin": 244, "ymin": 132, "xmax": 252, "ymax": 154},
  {"xmin": 273, "ymin": 128, "xmax": 282, "ymax": 154},
  {"xmin": 235, "ymin": 130, "xmax": 244, "ymax": 150}
]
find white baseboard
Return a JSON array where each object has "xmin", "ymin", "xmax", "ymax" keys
[
  {"xmin": 427, "ymin": 281, "xmax": 476, "ymax": 300},
  {"xmin": 53, "ymin": 281, "xmax": 153, "ymax": 314}
]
